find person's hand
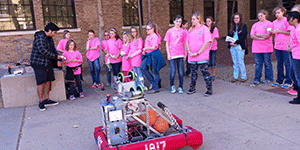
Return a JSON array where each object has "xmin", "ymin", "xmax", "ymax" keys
[
  {"xmin": 273, "ymin": 29, "xmax": 279, "ymax": 34},
  {"xmin": 230, "ymin": 42, "xmax": 236, "ymax": 46},
  {"xmin": 126, "ymin": 56, "xmax": 129, "ymax": 61},
  {"xmin": 183, "ymin": 56, "xmax": 187, "ymax": 61},
  {"xmin": 70, "ymin": 58, "xmax": 75, "ymax": 62},
  {"xmin": 167, "ymin": 55, "xmax": 171, "ymax": 60},
  {"xmin": 57, "ymin": 55, "xmax": 61, "ymax": 60},
  {"xmin": 287, "ymin": 46, "xmax": 292, "ymax": 52}
]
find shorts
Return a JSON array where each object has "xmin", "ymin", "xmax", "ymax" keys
[{"xmin": 32, "ymin": 66, "xmax": 55, "ymax": 85}]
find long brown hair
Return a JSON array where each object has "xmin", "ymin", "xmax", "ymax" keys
[
  {"xmin": 230, "ymin": 12, "xmax": 243, "ymax": 34},
  {"xmin": 130, "ymin": 26, "xmax": 140, "ymax": 40},
  {"xmin": 65, "ymin": 39, "xmax": 77, "ymax": 51},
  {"xmin": 205, "ymin": 16, "xmax": 216, "ymax": 33},
  {"xmin": 147, "ymin": 20, "xmax": 159, "ymax": 35}
]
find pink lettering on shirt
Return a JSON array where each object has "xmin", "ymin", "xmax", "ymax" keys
[
  {"xmin": 187, "ymin": 25, "xmax": 212, "ymax": 61},
  {"xmin": 86, "ymin": 38, "xmax": 100, "ymax": 61},
  {"xmin": 250, "ymin": 20, "xmax": 273, "ymax": 53},
  {"xmin": 107, "ymin": 38, "xmax": 122, "ymax": 64},
  {"xmin": 164, "ymin": 27, "xmax": 187, "ymax": 58},
  {"xmin": 129, "ymin": 37, "xmax": 143, "ymax": 67}
]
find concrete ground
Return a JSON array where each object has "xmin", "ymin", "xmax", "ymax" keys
[{"xmin": 1, "ymin": 64, "xmax": 300, "ymax": 150}]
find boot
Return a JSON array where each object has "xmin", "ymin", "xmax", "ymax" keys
[
  {"xmin": 204, "ymin": 88, "xmax": 213, "ymax": 97},
  {"xmin": 289, "ymin": 86, "xmax": 300, "ymax": 104}
]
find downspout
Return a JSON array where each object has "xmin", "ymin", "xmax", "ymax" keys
[{"xmin": 97, "ymin": 0, "xmax": 105, "ymax": 66}]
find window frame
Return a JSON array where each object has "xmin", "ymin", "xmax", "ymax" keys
[
  {"xmin": 42, "ymin": 0, "xmax": 77, "ymax": 29},
  {"xmin": 122, "ymin": 0, "xmax": 143, "ymax": 27},
  {"xmin": 0, "ymin": 0, "xmax": 36, "ymax": 32},
  {"xmin": 169, "ymin": 0, "xmax": 184, "ymax": 24}
]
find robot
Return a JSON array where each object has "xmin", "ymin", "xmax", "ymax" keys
[{"xmin": 94, "ymin": 79, "xmax": 203, "ymax": 150}]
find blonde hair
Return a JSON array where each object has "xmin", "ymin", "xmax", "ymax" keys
[
  {"xmin": 147, "ymin": 20, "xmax": 159, "ymax": 35},
  {"xmin": 122, "ymin": 30, "xmax": 131, "ymax": 45},
  {"xmin": 190, "ymin": 12, "xmax": 203, "ymax": 32},
  {"xmin": 273, "ymin": 6, "xmax": 286, "ymax": 15}
]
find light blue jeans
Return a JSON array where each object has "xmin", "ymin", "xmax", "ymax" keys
[
  {"xmin": 132, "ymin": 67, "xmax": 145, "ymax": 88},
  {"xmin": 230, "ymin": 45, "xmax": 247, "ymax": 79}
]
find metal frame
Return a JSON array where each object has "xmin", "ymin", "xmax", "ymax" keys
[{"xmin": 122, "ymin": 0, "xmax": 143, "ymax": 26}]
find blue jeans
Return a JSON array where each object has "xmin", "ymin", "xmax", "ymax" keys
[
  {"xmin": 133, "ymin": 67, "xmax": 145, "ymax": 87},
  {"xmin": 106, "ymin": 65, "xmax": 112, "ymax": 84},
  {"xmin": 140, "ymin": 55, "xmax": 159, "ymax": 91},
  {"xmin": 209, "ymin": 50, "xmax": 217, "ymax": 68},
  {"xmin": 275, "ymin": 49, "xmax": 292, "ymax": 84},
  {"xmin": 289, "ymin": 53, "xmax": 297, "ymax": 89},
  {"xmin": 87, "ymin": 58, "xmax": 101, "ymax": 84},
  {"xmin": 230, "ymin": 45, "xmax": 247, "ymax": 79},
  {"xmin": 67, "ymin": 75, "xmax": 83, "ymax": 96},
  {"xmin": 111, "ymin": 62, "xmax": 121, "ymax": 76},
  {"xmin": 254, "ymin": 53, "xmax": 273, "ymax": 82},
  {"xmin": 292, "ymin": 59, "xmax": 300, "ymax": 88},
  {"xmin": 169, "ymin": 58, "xmax": 184, "ymax": 88}
]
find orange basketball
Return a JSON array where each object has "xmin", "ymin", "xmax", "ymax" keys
[
  {"xmin": 139, "ymin": 108, "xmax": 157, "ymax": 126},
  {"xmin": 152, "ymin": 116, "xmax": 169, "ymax": 133}
]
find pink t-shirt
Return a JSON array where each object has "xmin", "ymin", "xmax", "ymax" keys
[
  {"xmin": 86, "ymin": 38, "xmax": 100, "ymax": 61},
  {"xmin": 101, "ymin": 40, "xmax": 109, "ymax": 64},
  {"xmin": 62, "ymin": 50, "xmax": 83, "ymax": 75},
  {"xmin": 210, "ymin": 27, "xmax": 219, "ymax": 50},
  {"xmin": 121, "ymin": 44, "xmax": 132, "ymax": 71},
  {"xmin": 164, "ymin": 27, "xmax": 187, "ymax": 58},
  {"xmin": 291, "ymin": 24, "xmax": 300, "ymax": 59},
  {"xmin": 56, "ymin": 39, "xmax": 68, "ymax": 51},
  {"xmin": 250, "ymin": 21, "xmax": 273, "ymax": 53},
  {"xmin": 107, "ymin": 38, "xmax": 122, "ymax": 63},
  {"xmin": 144, "ymin": 33, "xmax": 159, "ymax": 53},
  {"xmin": 129, "ymin": 37, "xmax": 143, "ymax": 67},
  {"xmin": 187, "ymin": 25, "xmax": 212, "ymax": 61},
  {"xmin": 272, "ymin": 17, "xmax": 292, "ymax": 50}
]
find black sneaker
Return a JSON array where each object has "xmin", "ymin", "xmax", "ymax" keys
[
  {"xmin": 289, "ymin": 98, "xmax": 300, "ymax": 104},
  {"xmin": 38, "ymin": 101, "xmax": 46, "ymax": 111},
  {"xmin": 43, "ymin": 99, "xmax": 59, "ymax": 107},
  {"xmin": 187, "ymin": 88, "xmax": 196, "ymax": 94},
  {"xmin": 204, "ymin": 89, "xmax": 213, "ymax": 97}
]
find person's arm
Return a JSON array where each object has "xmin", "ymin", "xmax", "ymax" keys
[
  {"xmin": 190, "ymin": 42, "xmax": 209, "ymax": 57},
  {"xmin": 86, "ymin": 40, "xmax": 90, "ymax": 51},
  {"xmin": 184, "ymin": 42, "xmax": 188, "ymax": 60},
  {"xmin": 165, "ymin": 42, "xmax": 171, "ymax": 60},
  {"xmin": 36, "ymin": 34, "xmax": 56, "ymax": 59},
  {"xmin": 250, "ymin": 34, "xmax": 265, "ymax": 40},
  {"xmin": 208, "ymin": 38, "xmax": 215, "ymax": 50}
]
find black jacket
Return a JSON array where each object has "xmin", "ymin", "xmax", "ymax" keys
[
  {"xmin": 227, "ymin": 24, "xmax": 248, "ymax": 54},
  {"xmin": 31, "ymin": 31, "xmax": 57, "ymax": 67}
]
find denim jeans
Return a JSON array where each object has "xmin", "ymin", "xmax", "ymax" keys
[
  {"xmin": 133, "ymin": 67, "xmax": 145, "ymax": 87},
  {"xmin": 189, "ymin": 63, "xmax": 212, "ymax": 90},
  {"xmin": 275, "ymin": 49, "xmax": 292, "ymax": 84},
  {"xmin": 169, "ymin": 58, "xmax": 184, "ymax": 88},
  {"xmin": 140, "ymin": 55, "xmax": 159, "ymax": 91},
  {"xmin": 185, "ymin": 60, "xmax": 191, "ymax": 75},
  {"xmin": 292, "ymin": 59, "xmax": 300, "ymax": 88},
  {"xmin": 209, "ymin": 50, "xmax": 217, "ymax": 68},
  {"xmin": 289, "ymin": 53, "xmax": 297, "ymax": 89},
  {"xmin": 106, "ymin": 65, "xmax": 112, "ymax": 84},
  {"xmin": 230, "ymin": 45, "xmax": 247, "ymax": 79},
  {"xmin": 67, "ymin": 74, "xmax": 83, "ymax": 96},
  {"xmin": 87, "ymin": 58, "xmax": 101, "ymax": 84},
  {"xmin": 111, "ymin": 62, "xmax": 121, "ymax": 76},
  {"xmin": 254, "ymin": 53, "xmax": 273, "ymax": 82}
]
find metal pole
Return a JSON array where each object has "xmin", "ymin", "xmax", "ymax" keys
[
  {"xmin": 137, "ymin": 0, "xmax": 143, "ymax": 38},
  {"xmin": 148, "ymin": 0, "xmax": 150, "ymax": 20}
]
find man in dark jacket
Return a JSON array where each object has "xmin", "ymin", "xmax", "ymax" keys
[{"xmin": 31, "ymin": 22, "xmax": 62, "ymax": 111}]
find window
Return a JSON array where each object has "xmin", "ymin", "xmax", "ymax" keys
[
  {"xmin": 169, "ymin": 0, "xmax": 183, "ymax": 24},
  {"xmin": 283, "ymin": 0, "xmax": 296, "ymax": 12},
  {"xmin": 0, "ymin": 0, "xmax": 35, "ymax": 31},
  {"xmin": 204, "ymin": 0, "xmax": 214, "ymax": 19},
  {"xmin": 122, "ymin": 0, "xmax": 143, "ymax": 26},
  {"xmin": 228, "ymin": 0, "xmax": 237, "ymax": 28},
  {"xmin": 250, "ymin": 0, "xmax": 257, "ymax": 20},
  {"xmin": 42, "ymin": 0, "xmax": 77, "ymax": 29}
]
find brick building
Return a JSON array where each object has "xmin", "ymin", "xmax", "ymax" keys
[{"xmin": 0, "ymin": 0, "xmax": 299, "ymax": 65}]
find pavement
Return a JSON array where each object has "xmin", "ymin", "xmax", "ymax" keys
[{"xmin": 1, "ymin": 63, "xmax": 300, "ymax": 150}]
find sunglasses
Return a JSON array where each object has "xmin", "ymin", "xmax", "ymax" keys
[{"xmin": 104, "ymin": 34, "xmax": 109, "ymax": 36}]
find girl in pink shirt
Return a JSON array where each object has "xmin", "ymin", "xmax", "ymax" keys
[
  {"xmin": 56, "ymin": 30, "xmax": 71, "ymax": 53},
  {"xmin": 63, "ymin": 40, "xmax": 84, "ymax": 100},
  {"xmin": 127, "ymin": 26, "xmax": 145, "ymax": 89},
  {"xmin": 287, "ymin": 11, "xmax": 300, "ymax": 104},
  {"xmin": 86, "ymin": 30, "xmax": 102, "ymax": 88},
  {"xmin": 121, "ymin": 31, "xmax": 132, "ymax": 82},
  {"xmin": 141, "ymin": 21, "xmax": 166, "ymax": 94},
  {"xmin": 250, "ymin": 10, "xmax": 273, "ymax": 85},
  {"xmin": 107, "ymin": 28, "xmax": 122, "ymax": 89},
  {"xmin": 101, "ymin": 30, "xmax": 112, "ymax": 86},
  {"xmin": 271, "ymin": 6, "xmax": 293, "ymax": 88},
  {"xmin": 164, "ymin": 15, "xmax": 187, "ymax": 94},
  {"xmin": 205, "ymin": 16, "xmax": 219, "ymax": 81},
  {"xmin": 186, "ymin": 12, "xmax": 212, "ymax": 96}
]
